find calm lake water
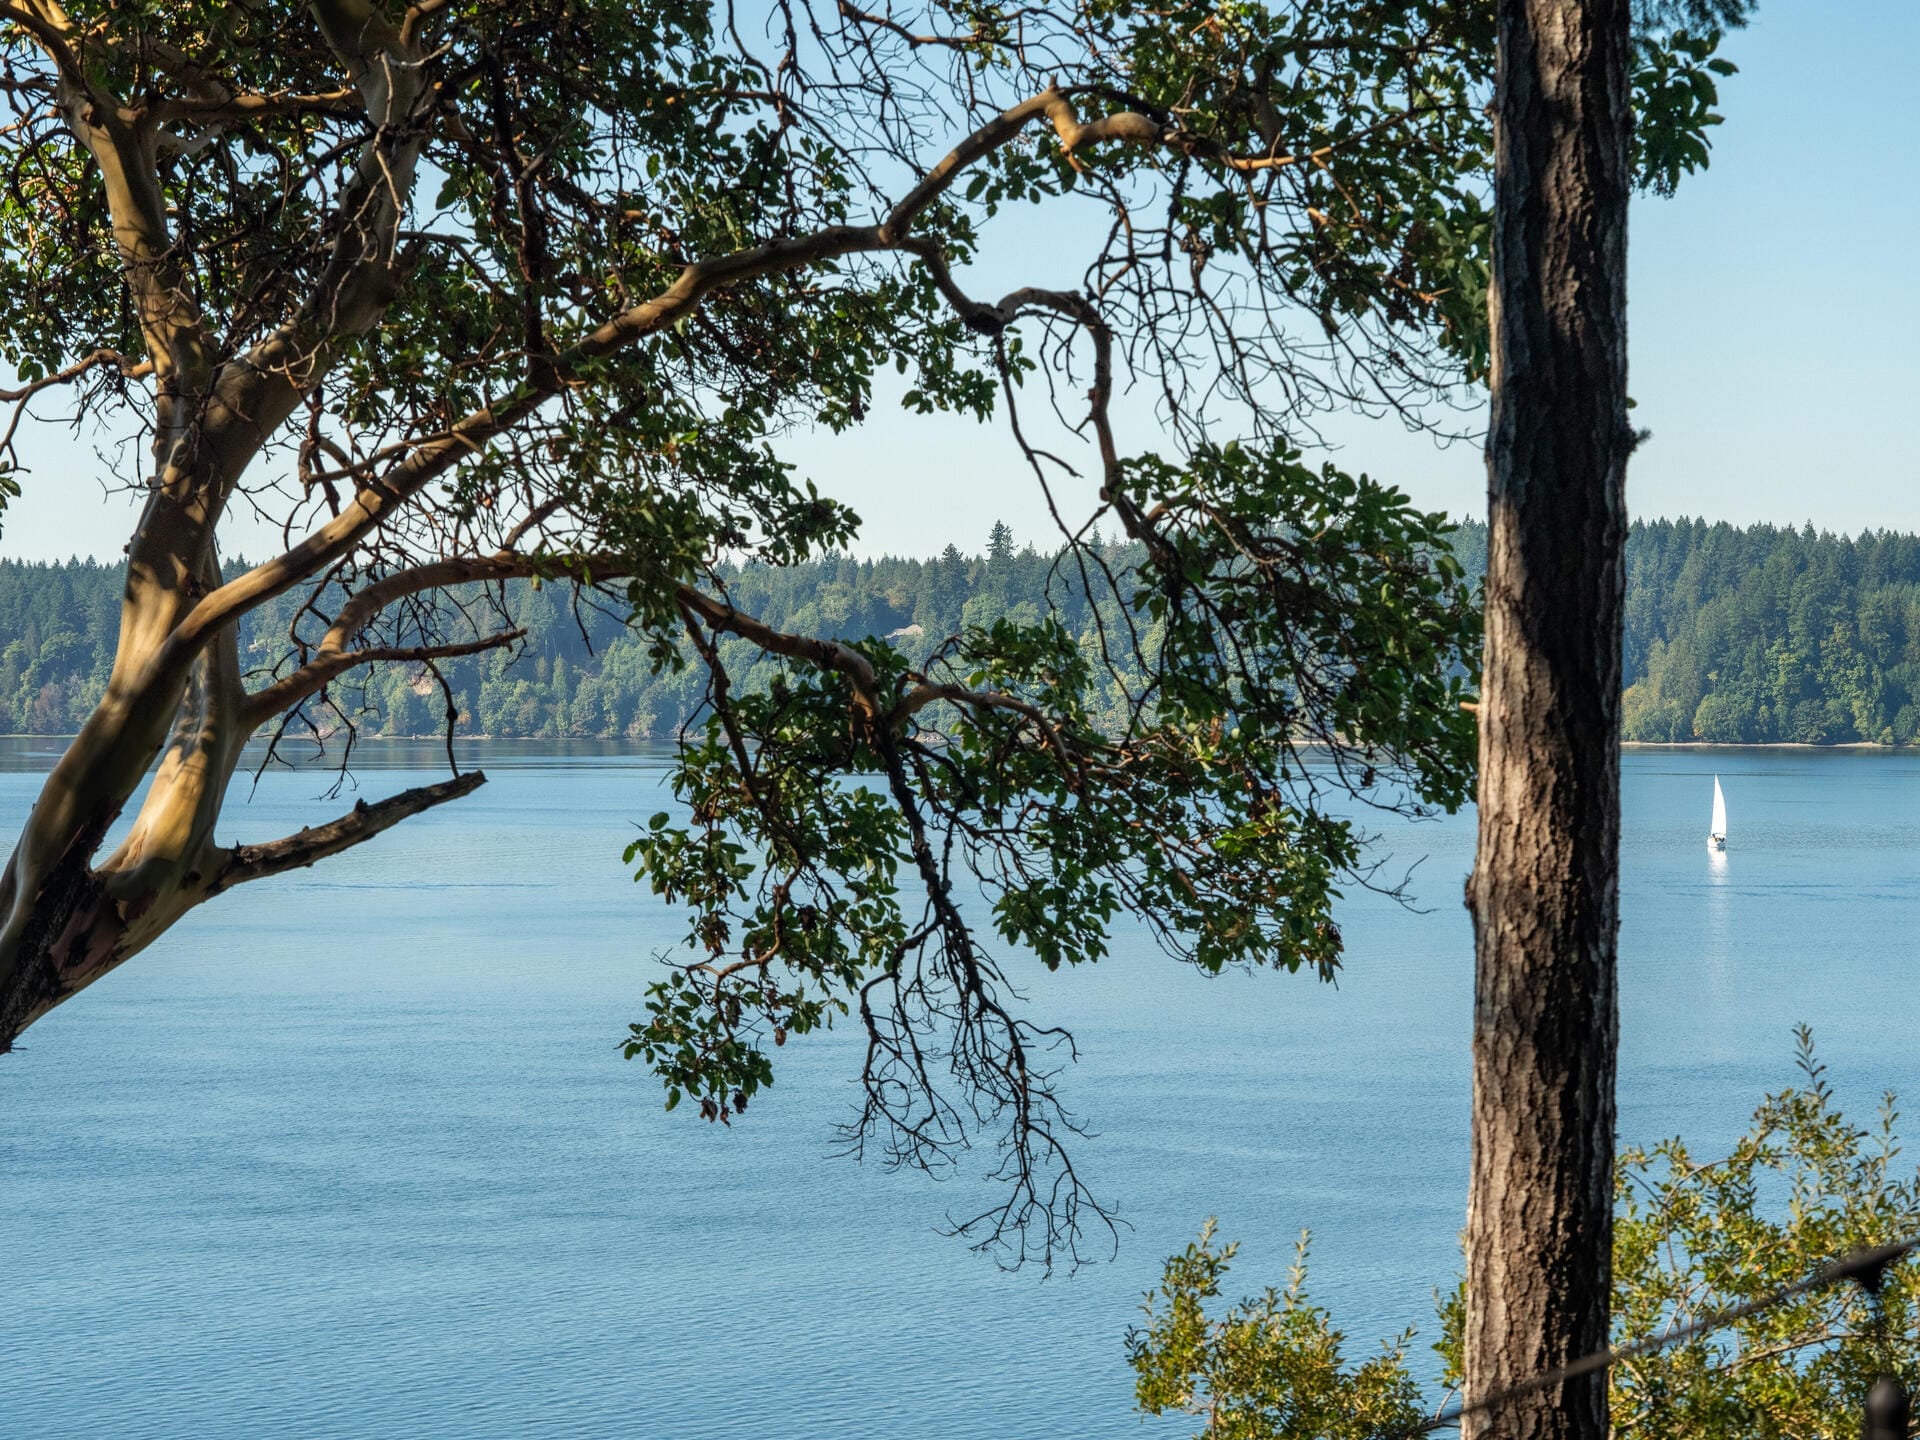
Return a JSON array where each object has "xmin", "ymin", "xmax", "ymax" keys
[{"xmin": 3, "ymin": 742, "xmax": 1917, "ymax": 1438}]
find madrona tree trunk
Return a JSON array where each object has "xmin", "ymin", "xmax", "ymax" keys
[
  {"xmin": 0, "ymin": 0, "xmax": 458, "ymax": 1048},
  {"xmin": 1462, "ymin": 0, "xmax": 1632, "ymax": 1436}
]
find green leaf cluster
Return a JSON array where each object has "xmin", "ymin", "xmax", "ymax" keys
[
  {"xmin": 623, "ymin": 463, "xmax": 1479, "ymax": 1183},
  {"xmin": 1135, "ymin": 1033, "xmax": 1920, "ymax": 1438},
  {"xmin": 1607, "ymin": 1028, "xmax": 1920, "ymax": 1435},
  {"xmin": 1633, "ymin": 27, "xmax": 1740, "ymax": 199},
  {"xmin": 1130, "ymin": 1222, "xmax": 1426, "ymax": 1440}
]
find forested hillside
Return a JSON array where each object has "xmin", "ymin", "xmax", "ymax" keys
[
  {"xmin": 1413, "ymin": 517, "xmax": 1920, "ymax": 744},
  {"xmin": 0, "ymin": 524, "xmax": 1146, "ymax": 740},
  {"xmin": 1619, "ymin": 519, "xmax": 1920, "ymax": 744},
  {"xmin": 8, "ymin": 517, "xmax": 1920, "ymax": 744}
]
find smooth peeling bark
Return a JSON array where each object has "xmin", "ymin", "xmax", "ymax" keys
[
  {"xmin": 1462, "ymin": 0, "xmax": 1632, "ymax": 1438},
  {"xmin": 0, "ymin": 0, "xmax": 436, "ymax": 1046}
]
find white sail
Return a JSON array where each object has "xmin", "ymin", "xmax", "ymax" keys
[{"xmin": 1710, "ymin": 776, "xmax": 1728, "ymax": 839}]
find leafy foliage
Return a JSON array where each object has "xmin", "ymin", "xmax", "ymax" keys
[
  {"xmin": 1131, "ymin": 1223, "xmax": 1426, "ymax": 1440},
  {"xmin": 1632, "ymin": 28, "xmax": 1740, "ymax": 198},
  {"xmin": 0, "ymin": 0, "xmax": 1744, "ymax": 1250},
  {"xmin": 625, "ymin": 468, "xmax": 1478, "ymax": 1263},
  {"xmin": 1133, "ymin": 1035, "xmax": 1920, "ymax": 1438},
  {"xmin": 1607, "ymin": 1029, "xmax": 1920, "ymax": 1436}
]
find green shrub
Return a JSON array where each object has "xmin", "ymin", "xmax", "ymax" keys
[{"xmin": 1131, "ymin": 1031, "xmax": 1920, "ymax": 1439}]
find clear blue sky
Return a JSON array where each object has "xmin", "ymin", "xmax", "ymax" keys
[{"xmin": 3, "ymin": 1, "xmax": 1913, "ymax": 563}]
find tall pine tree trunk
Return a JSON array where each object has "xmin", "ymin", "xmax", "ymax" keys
[{"xmin": 1463, "ymin": 0, "xmax": 1632, "ymax": 1436}]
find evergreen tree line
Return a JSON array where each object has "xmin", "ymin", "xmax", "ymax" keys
[
  {"xmin": 0, "ymin": 527, "xmax": 1145, "ymax": 740},
  {"xmin": 7, "ymin": 516, "xmax": 1920, "ymax": 744}
]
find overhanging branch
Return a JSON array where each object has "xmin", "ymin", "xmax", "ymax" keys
[
  {"xmin": 241, "ymin": 549, "xmax": 637, "ymax": 727},
  {"xmin": 676, "ymin": 583, "xmax": 882, "ymax": 714},
  {"xmin": 161, "ymin": 79, "xmax": 1319, "ymax": 681},
  {"xmin": 212, "ymin": 771, "xmax": 487, "ymax": 893},
  {"xmin": 242, "ymin": 630, "xmax": 526, "ymax": 729}
]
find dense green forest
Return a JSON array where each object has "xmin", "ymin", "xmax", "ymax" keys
[
  {"xmin": 8, "ymin": 517, "xmax": 1920, "ymax": 744},
  {"xmin": 0, "ymin": 522, "xmax": 1145, "ymax": 741}
]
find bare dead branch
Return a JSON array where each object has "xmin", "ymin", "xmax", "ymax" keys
[{"xmin": 0, "ymin": 347, "xmax": 150, "ymax": 403}]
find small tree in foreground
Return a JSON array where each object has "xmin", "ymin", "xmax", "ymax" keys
[
  {"xmin": 1130, "ymin": 1032, "xmax": 1920, "ymax": 1438},
  {"xmin": 0, "ymin": 0, "xmax": 1732, "ymax": 1262}
]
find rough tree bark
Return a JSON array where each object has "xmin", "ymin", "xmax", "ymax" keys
[{"xmin": 1462, "ymin": 0, "xmax": 1632, "ymax": 1436}]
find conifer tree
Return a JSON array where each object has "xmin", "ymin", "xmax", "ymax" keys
[{"xmin": 986, "ymin": 521, "xmax": 1014, "ymax": 564}]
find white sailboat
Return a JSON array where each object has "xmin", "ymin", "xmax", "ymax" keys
[{"xmin": 1708, "ymin": 775, "xmax": 1728, "ymax": 851}]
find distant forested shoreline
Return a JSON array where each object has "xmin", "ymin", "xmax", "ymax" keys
[
  {"xmin": 8, "ymin": 516, "xmax": 1920, "ymax": 745},
  {"xmin": 0, "ymin": 523, "xmax": 1146, "ymax": 741}
]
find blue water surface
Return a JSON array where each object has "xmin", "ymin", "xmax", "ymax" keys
[{"xmin": 2, "ymin": 743, "xmax": 1916, "ymax": 1438}]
